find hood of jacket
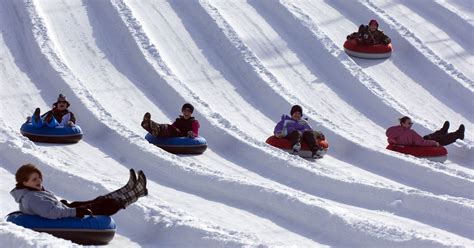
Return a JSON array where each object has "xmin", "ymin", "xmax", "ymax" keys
[{"xmin": 10, "ymin": 187, "xmax": 33, "ymax": 203}]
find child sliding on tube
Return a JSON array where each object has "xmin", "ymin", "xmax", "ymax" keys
[{"xmin": 141, "ymin": 103, "xmax": 200, "ymax": 138}]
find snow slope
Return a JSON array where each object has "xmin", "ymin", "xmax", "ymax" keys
[{"xmin": 0, "ymin": 0, "xmax": 472, "ymax": 247}]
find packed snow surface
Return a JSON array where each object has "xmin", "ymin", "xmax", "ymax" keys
[{"xmin": 0, "ymin": 0, "xmax": 472, "ymax": 247}]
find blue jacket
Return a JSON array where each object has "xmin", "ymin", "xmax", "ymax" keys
[
  {"xmin": 274, "ymin": 115, "xmax": 312, "ymax": 137},
  {"xmin": 10, "ymin": 187, "xmax": 76, "ymax": 219}
]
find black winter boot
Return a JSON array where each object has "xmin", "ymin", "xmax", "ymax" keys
[
  {"xmin": 33, "ymin": 108, "xmax": 41, "ymax": 123},
  {"xmin": 44, "ymin": 111, "xmax": 54, "ymax": 124},
  {"xmin": 440, "ymin": 121, "xmax": 450, "ymax": 134},
  {"xmin": 457, "ymin": 124, "xmax": 465, "ymax": 140},
  {"xmin": 424, "ymin": 121, "xmax": 450, "ymax": 140}
]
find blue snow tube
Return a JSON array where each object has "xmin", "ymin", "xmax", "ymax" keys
[
  {"xmin": 5, "ymin": 212, "xmax": 116, "ymax": 245},
  {"xmin": 20, "ymin": 122, "xmax": 83, "ymax": 143},
  {"xmin": 145, "ymin": 133, "xmax": 207, "ymax": 154}
]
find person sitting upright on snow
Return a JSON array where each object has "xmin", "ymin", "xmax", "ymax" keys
[
  {"xmin": 274, "ymin": 105, "xmax": 321, "ymax": 158},
  {"xmin": 386, "ymin": 116, "xmax": 465, "ymax": 147},
  {"xmin": 141, "ymin": 103, "xmax": 200, "ymax": 138},
  {"xmin": 30, "ymin": 94, "xmax": 77, "ymax": 128},
  {"xmin": 347, "ymin": 19, "xmax": 391, "ymax": 45}
]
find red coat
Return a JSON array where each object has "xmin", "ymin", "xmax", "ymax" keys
[{"xmin": 386, "ymin": 125, "xmax": 437, "ymax": 146}]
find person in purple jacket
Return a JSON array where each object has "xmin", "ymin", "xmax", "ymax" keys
[
  {"xmin": 386, "ymin": 116, "xmax": 464, "ymax": 147},
  {"xmin": 274, "ymin": 105, "xmax": 320, "ymax": 157}
]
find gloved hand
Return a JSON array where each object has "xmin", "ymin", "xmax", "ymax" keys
[
  {"xmin": 67, "ymin": 121, "xmax": 75, "ymax": 127},
  {"xmin": 76, "ymin": 207, "xmax": 93, "ymax": 218},
  {"xmin": 60, "ymin": 199, "xmax": 72, "ymax": 207},
  {"xmin": 187, "ymin": 131, "xmax": 194, "ymax": 138}
]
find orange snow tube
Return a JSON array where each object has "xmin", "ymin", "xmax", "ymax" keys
[
  {"xmin": 386, "ymin": 144, "xmax": 447, "ymax": 163},
  {"xmin": 343, "ymin": 39, "xmax": 392, "ymax": 59},
  {"xmin": 266, "ymin": 135, "xmax": 329, "ymax": 158}
]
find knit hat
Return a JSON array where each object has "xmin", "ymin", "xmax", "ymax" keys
[
  {"xmin": 290, "ymin": 105, "xmax": 303, "ymax": 116},
  {"xmin": 369, "ymin": 19, "xmax": 379, "ymax": 27},
  {"xmin": 53, "ymin": 93, "xmax": 70, "ymax": 108},
  {"xmin": 181, "ymin": 103, "xmax": 194, "ymax": 113}
]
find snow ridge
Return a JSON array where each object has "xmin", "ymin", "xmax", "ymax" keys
[
  {"xmin": 0, "ymin": 0, "xmax": 472, "ymax": 247},
  {"xmin": 361, "ymin": 0, "xmax": 474, "ymax": 91}
]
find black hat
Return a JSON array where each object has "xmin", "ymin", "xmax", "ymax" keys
[
  {"xmin": 53, "ymin": 93, "xmax": 70, "ymax": 108},
  {"xmin": 181, "ymin": 103, "xmax": 194, "ymax": 113},
  {"xmin": 290, "ymin": 105, "xmax": 303, "ymax": 116}
]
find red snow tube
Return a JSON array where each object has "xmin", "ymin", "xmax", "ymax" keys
[
  {"xmin": 343, "ymin": 39, "xmax": 392, "ymax": 59},
  {"xmin": 266, "ymin": 136, "xmax": 329, "ymax": 158},
  {"xmin": 386, "ymin": 144, "xmax": 448, "ymax": 163}
]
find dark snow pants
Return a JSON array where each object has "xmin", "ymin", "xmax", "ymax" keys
[
  {"xmin": 142, "ymin": 119, "xmax": 182, "ymax": 138},
  {"xmin": 286, "ymin": 130, "xmax": 319, "ymax": 151},
  {"xmin": 65, "ymin": 197, "xmax": 123, "ymax": 216},
  {"xmin": 423, "ymin": 130, "xmax": 459, "ymax": 146}
]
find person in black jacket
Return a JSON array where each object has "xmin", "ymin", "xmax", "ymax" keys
[
  {"xmin": 30, "ymin": 94, "xmax": 77, "ymax": 128},
  {"xmin": 141, "ymin": 103, "xmax": 200, "ymax": 138},
  {"xmin": 347, "ymin": 19, "xmax": 391, "ymax": 45}
]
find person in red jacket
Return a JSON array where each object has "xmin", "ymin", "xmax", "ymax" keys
[
  {"xmin": 141, "ymin": 103, "xmax": 200, "ymax": 138},
  {"xmin": 386, "ymin": 116, "xmax": 464, "ymax": 147}
]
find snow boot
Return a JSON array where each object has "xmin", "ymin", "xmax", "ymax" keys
[
  {"xmin": 141, "ymin": 112, "xmax": 164, "ymax": 137},
  {"xmin": 44, "ymin": 111, "xmax": 54, "ymax": 124},
  {"xmin": 141, "ymin": 112, "xmax": 153, "ymax": 133},
  {"xmin": 120, "ymin": 170, "xmax": 148, "ymax": 208},
  {"xmin": 424, "ymin": 121, "xmax": 450, "ymax": 140},
  {"xmin": 33, "ymin": 108, "xmax": 40, "ymax": 123},
  {"xmin": 291, "ymin": 143, "xmax": 301, "ymax": 155},
  {"xmin": 103, "ymin": 168, "xmax": 137, "ymax": 201},
  {"xmin": 456, "ymin": 124, "xmax": 465, "ymax": 140},
  {"xmin": 440, "ymin": 121, "xmax": 450, "ymax": 134},
  {"xmin": 62, "ymin": 169, "xmax": 138, "ymax": 208}
]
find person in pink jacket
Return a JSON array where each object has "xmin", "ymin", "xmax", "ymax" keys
[{"xmin": 386, "ymin": 116, "xmax": 464, "ymax": 146}]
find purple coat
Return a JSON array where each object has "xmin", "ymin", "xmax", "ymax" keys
[
  {"xmin": 386, "ymin": 125, "xmax": 437, "ymax": 146},
  {"xmin": 274, "ymin": 115, "xmax": 312, "ymax": 137}
]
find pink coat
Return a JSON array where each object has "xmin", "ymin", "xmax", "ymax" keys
[{"xmin": 386, "ymin": 125, "xmax": 437, "ymax": 147}]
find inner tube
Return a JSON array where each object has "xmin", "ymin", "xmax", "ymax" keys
[
  {"xmin": 386, "ymin": 144, "xmax": 448, "ymax": 163},
  {"xmin": 266, "ymin": 135, "xmax": 329, "ymax": 158},
  {"xmin": 343, "ymin": 39, "xmax": 392, "ymax": 59},
  {"xmin": 20, "ymin": 122, "xmax": 83, "ymax": 143},
  {"xmin": 145, "ymin": 133, "xmax": 208, "ymax": 154},
  {"xmin": 5, "ymin": 212, "xmax": 116, "ymax": 245}
]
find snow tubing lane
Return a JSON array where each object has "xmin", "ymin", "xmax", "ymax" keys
[
  {"xmin": 20, "ymin": 122, "xmax": 83, "ymax": 143},
  {"xmin": 5, "ymin": 212, "xmax": 116, "ymax": 245},
  {"xmin": 266, "ymin": 136, "xmax": 329, "ymax": 158},
  {"xmin": 343, "ymin": 39, "xmax": 392, "ymax": 59},
  {"xmin": 145, "ymin": 133, "xmax": 208, "ymax": 154},
  {"xmin": 386, "ymin": 144, "xmax": 448, "ymax": 163}
]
